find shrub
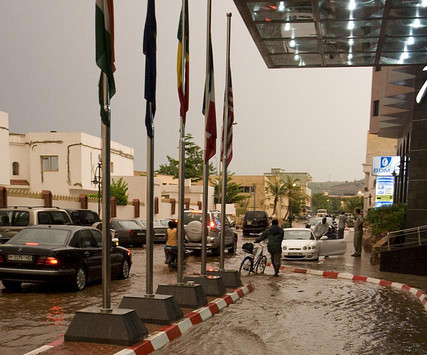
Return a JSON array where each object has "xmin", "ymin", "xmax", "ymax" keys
[{"xmin": 366, "ymin": 204, "xmax": 407, "ymax": 236}]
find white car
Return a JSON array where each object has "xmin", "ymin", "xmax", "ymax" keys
[{"xmin": 282, "ymin": 228, "xmax": 346, "ymax": 261}]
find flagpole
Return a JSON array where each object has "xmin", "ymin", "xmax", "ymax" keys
[
  {"xmin": 220, "ymin": 13, "xmax": 232, "ymax": 271},
  {"xmin": 101, "ymin": 72, "xmax": 112, "ymax": 311},
  {"xmin": 177, "ymin": 0, "xmax": 187, "ymax": 285},
  {"xmin": 146, "ymin": 103, "xmax": 154, "ymax": 296},
  {"xmin": 201, "ymin": 0, "xmax": 212, "ymax": 277}
]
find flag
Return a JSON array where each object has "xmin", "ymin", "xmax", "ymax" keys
[
  {"xmin": 221, "ymin": 70, "xmax": 234, "ymax": 167},
  {"xmin": 143, "ymin": 0, "xmax": 157, "ymax": 138},
  {"xmin": 203, "ymin": 37, "xmax": 216, "ymax": 163},
  {"xmin": 177, "ymin": 0, "xmax": 189, "ymax": 123},
  {"xmin": 96, "ymin": 0, "xmax": 116, "ymax": 126}
]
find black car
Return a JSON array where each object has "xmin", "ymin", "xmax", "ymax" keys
[
  {"xmin": 111, "ymin": 219, "xmax": 146, "ymax": 246},
  {"xmin": 242, "ymin": 210, "xmax": 269, "ymax": 236},
  {"xmin": 134, "ymin": 219, "xmax": 168, "ymax": 243},
  {"xmin": 0, "ymin": 225, "xmax": 131, "ymax": 291},
  {"xmin": 65, "ymin": 209, "xmax": 101, "ymax": 226}
]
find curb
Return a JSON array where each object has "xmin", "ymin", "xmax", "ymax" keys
[
  {"xmin": 267, "ymin": 263, "xmax": 427, "ymax": 312},
  {"xmin": 23, "ymin": 284, "xmax": 254, "ymax": 355}
]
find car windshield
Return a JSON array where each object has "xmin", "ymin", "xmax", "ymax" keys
[
  {"xmin": 158, "ymin": 219, "xmax": 170, "ymax": 227},
  {"xmin": 7, "ymin": 228, "xmax": 70, "ymax": 246},
  {"xmin": 139, "ymin": 220, "xmax": 162, "ymax": 227},
  {"xmin": 283, "ymin": 230, "xmax": 314, "ymax": 240},
  {"xmin": 118, "ymin": 220, "xmax": 141, "ymax": 230}
]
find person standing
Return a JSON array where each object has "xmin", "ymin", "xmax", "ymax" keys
[
  {"xmin": 255, "ymin": 219, "xmax": 284, "ymax": 277},
  {"xmin": 337, "ymin": 211, "xmax": 347, "ymax": 239},
  {"xmin": 352, "ymin": 208, "xmax": 364, "ymax": 257}
]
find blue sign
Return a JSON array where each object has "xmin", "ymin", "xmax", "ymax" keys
[{"xmin": 375, "ymin": 176, "xmax": 394, "ymax": 209}]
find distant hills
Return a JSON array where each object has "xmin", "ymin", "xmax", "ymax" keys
[{"xmin": 308, "ymin": 180, "xmax": 364, "ymax": 196}]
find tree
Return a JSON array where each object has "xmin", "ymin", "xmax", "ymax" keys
[
  {"xmin": 157, "ymin": 134, "xmax": 215, "ymax": 182},
  {"xmin": 266, "ymin": 174, "xmax": 288, "ymax": 217},
  {"xmin": 311, "ymin": 193, "xmax": 332, "ymax": 213},
  {"xmin": 344, "ymin": 196, "xmax": 363, "ymax": 213},
  {"xmin": 266, "ymin": 175, "xmax": 305, "ymax": 218},
  {"xmin": 110, "ymin": 178, "xmax": 129, "ymax": 206},
  {"xmin": 211, "ymin": 173, "xmax": 247, "ymax": 205}
]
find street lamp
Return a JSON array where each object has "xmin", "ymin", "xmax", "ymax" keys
[{"xmin": 92, "ymin": 161, "xmax": 102, "ymax": 215}]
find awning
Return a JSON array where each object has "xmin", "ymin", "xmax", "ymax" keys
[{"xmin": 233, "ymin": 0, "xmax": 427, "ymax": 68}]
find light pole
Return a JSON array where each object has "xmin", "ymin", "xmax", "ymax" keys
[{"xmin": 92, "ymin": 161, "xmax": 102, "ymax": 215}]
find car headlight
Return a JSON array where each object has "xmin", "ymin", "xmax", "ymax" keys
[
  {"xmin": 283, "ymin": 246, "xmax": 287, "ymax": 251},
  {"xmin": 303, "ymin": 246, "xmax": 307, "ymax": 250}
]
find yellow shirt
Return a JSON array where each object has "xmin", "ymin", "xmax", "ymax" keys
[{"xmin": 166, "ymin": 228, "xmax": 177, "ymax": 246}]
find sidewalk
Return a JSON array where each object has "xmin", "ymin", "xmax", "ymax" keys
[{"xmin": 285, "ymin": 227, "xmax": 427, "ymax": 291}]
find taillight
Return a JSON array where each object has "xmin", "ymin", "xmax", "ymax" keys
[
  {"xmin": 209, "ymin": 220, "xmax": 216, "ymax": 228},
  {"xmin": 127, "ymin": 230, "xmax": 133, "ymax": 237},
  {"xmin": 25, "ymin": 242, "xmax": 39, "ymax": 246},
  {"xmin": 0, "ymin": 255, "xmax": 4, "ymax": 264},
  {"xmin": 127, "ymin": 250, "xmax": 131, "ymax": 257},
  {"xmin": 37, "ymin": 256, "xmax": 60, "ymax": 266}
]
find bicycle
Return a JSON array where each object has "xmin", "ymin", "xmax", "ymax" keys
[{"xmin": 239, "ymin": 242, "xmax": 267, "ymax": 276}]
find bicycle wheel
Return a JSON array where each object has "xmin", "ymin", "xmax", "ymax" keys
[
  {"xmin": 239, "ymin": 256, "xmax": 253, "ymax": 276},
  {"xmin": 256, "ymin": 255, "xmax": 267, "ymax": 274}
]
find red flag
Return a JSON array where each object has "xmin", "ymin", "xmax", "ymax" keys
[
  {"xmin": 221, "ymin": 70, "xmax": 234, "ymax": 167},
  {"xmin": 203, "ymin": 37, "xmax": 216, "ymax": 163}
]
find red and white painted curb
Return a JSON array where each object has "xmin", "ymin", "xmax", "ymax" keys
[
  {"xmin": 116, "ymin": 284, "xmax": 254, "ymax": 355},
  {"xmin": 23, "ymin": 284, "xmax": 254, "ymax": 355},
  {"xmin": 268, "ymin": 263, "xmax": 427, "ymax": 312}
]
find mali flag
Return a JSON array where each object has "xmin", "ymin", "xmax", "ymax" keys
[{"xmin": 177, "ymin": 0, "xmax": 189, "ymax": 123}]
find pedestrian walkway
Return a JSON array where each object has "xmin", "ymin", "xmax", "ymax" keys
[{"xmin": 284, "ymin": 227, "xmax": 427, "ymax": 291}]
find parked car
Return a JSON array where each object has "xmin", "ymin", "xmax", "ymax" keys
[
  {"xmin": 305, "ymin": 216, "xmax": 337, "ymax": 238},
  {"xmin": 0, "ymin": 207, "xmax": 72, "ymax": 244},
  {"xmin": 281, "ymin": 228, "xmax": 346, "ymax": 260},
  {"xmin": 65, "ymin": 209, "xmax": 100, "ymax": 226},
  {"xmin": 242, "ymin": 210, "xmax": 269, "ymax": 236},
  {"xmin": 0, "ymin": 225, "xmax": 131, "ymax": 291},
  {"xmin": 134, "ymin": 219, "xmax": 168, "ymax": 243},
  {"xmin": 110, "ymin": 219, "xmax": 146, "ymax": 246},
  {"xmin": 183, "ymin": 210, "xmax": 238, "ymax": 254}
]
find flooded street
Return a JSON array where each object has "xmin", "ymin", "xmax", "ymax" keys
[{"xmin": 0, "ymin": 231, "xmax": 426, "ymax": 355}]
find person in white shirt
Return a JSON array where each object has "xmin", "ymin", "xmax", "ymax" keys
[
  {"xmin": 337, "ymin": 211, "xmax": 347, "ymax": 239},
  {"xmin": 313, "ymin": 217, "xmax": 329, "ymax": 239}
]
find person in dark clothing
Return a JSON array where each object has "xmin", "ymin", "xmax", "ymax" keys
[{"xmin": 255, "ymin": 219, "xmax": 284, "ymax": 277}]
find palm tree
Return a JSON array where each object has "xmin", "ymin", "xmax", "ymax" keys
[{"xmin": 266, "ymin": 174, "xmax": 288, "ymax": 217}]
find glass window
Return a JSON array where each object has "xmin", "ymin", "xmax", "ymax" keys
[
  {"xmin": 41, "ymin": 156, "xmax": 58, "ymax": 171},
  {"xmin": 12, "ymin": 211, "xmax": 30, "ymax": 226},
  {"xmin": 373, "ymin": 100, "xmax": 380, "ymax": 116},
  {"xmin": 183, "ymin": 212, "xmax": 203, "ymax": 225},
  {"xmin": 283, "ymin": 230, "xmax": 314, "ymax": 240},
  {"xmin": 12, "ymin": 162, "xmax": 19, "ymax": 176},
  {"xmin": 38, "ymin": 212, "xmax": 51, "ymax": 224},
  {"xmin": 75, "ymin": 230, "xmax": 97, "ymax": 248},
  {"xmin": 91, "ymin": 229, "xmax": 102, "ymax": 247},
  {"xmin": 50, "ymin": 211, "xmax": 71, "ymax": 225},
  {"xmin": 118, "ymin": 220, "xmax": 141, "ymax": 230},
  {"xmin": 80, "ymin": 210, "xmax": 100, "ymax": 224},
  {"xmin": 0, "ymin": 211, "xmax": 12, "ymax": 226},
  {"xmin": 8, "ymin": 228, "xmax": 69, "ymax": 246}
]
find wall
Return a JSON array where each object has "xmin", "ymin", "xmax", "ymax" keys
[{"xmin": 0, "ymin": 112, "xmax": 10, "ymax": 186}]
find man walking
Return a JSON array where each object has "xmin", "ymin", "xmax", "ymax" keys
[
  {"xmin": 337, "ymin": 211, "xmax": 347, "ymax": 239},
  {"xmin": 255, "ymin": 219, "xmax": 284, "ymax": 277},
  {"xmin": 352, "ymin": 208, "xmax": 364, "ymax": 257}
]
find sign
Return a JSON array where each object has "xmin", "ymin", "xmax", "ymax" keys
[
  {"xmin": 375, "ymin": 176, "xmax": 394, "ymax": 208},
  {"xmin": 372, "ymin": 156, "xmax": 400, "ymax": 176}
]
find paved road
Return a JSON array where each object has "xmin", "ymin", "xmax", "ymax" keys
[{"xmin": 0, "ymin": 228, "xmax": 426, "ymax": 355}]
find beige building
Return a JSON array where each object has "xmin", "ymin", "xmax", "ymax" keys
[{"xmin": 231, "ymin": 168, "xmax": 312, "ymax": 220}]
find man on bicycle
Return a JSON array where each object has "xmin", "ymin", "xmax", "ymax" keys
[{"xmin": 254, "ymin": 219, "xmax": 284, "ymax": 277}]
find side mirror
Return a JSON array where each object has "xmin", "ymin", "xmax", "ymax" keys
[
  {"xmin": 230, "ymin": 221, "xmax": 235, "ymax": 227},
  {"xmin": 320, "ymin": 236, "xmax": 328, "ymax": 240}
]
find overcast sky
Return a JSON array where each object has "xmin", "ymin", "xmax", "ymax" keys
[{"xmin": 0, "ymin": 0, "xmax": 372, "ymax": 182}]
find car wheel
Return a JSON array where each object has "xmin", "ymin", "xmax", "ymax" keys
[
  {"xmin": 2, "ymin": 280, "xmax": 22, "ymax": 291},
  {"xmin": 74, "ymin": 266, "xmax": 87, "ymax": 291},
  {"xmin": 119, "ymin": 258, "xmax": 130, "ymax": 279}
]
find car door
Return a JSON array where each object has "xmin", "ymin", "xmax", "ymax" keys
[
  {"xmin": 224, "ymin": 216, "xmax": 234, "ymax": 246},
  {"xmin": 75, "ymin": 229, "xmax": 102, "ymax": 281},
  {"xmin": 90, "ymin": 229, "xmax": 122, "ymax": 276},
  {"xmin": 318, "ymin": 237, "xmax": 347, "ymax": 256}
]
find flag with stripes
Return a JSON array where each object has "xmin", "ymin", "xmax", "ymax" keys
[
  {"xmin": 222, "ymin": 70, "xmax": 234, "ymax": 167},
  {"xmin": 203, "ymin": 37, "xmax": 216, "ymax": 163},
  {"xmin": 143, "ymin": 0, "xmax": 157, "ymax": 138},
  {"xmin": 96, "ymin": 0, "xmax": 116, "ymax": 126},
  {"xmin": 177, "ymin": 0, "xmax": 189, "ymax": 123}
]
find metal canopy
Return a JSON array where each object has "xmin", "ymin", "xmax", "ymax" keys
[{"xmin": 233, "ymin": 0, "xmax": 427, "ymax": 68}]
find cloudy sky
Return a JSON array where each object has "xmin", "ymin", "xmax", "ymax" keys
[{"xmin": 0, "ymin": 0, "xmax": 372, "ymax": 182}]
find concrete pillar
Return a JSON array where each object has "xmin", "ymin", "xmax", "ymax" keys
[
  {"xmin": 79, "ymin": 194, "xmax": 88, "ymax": 209},
  {"xmin": 42, "ymin": 190, "xmax": 52, "ymax": 208},
  {"xmin": 170, "ymin": 198, "xmax": 176, "ymax": 215},
  {"xmin": 0, "ymin": 186, "xmax": 7, "ymax": 207},
  {"xmin": 110, "ymin": 196, "xmax": 117, "ymax": 218},
  {"xmin": 197, "ymin": 201, "xmax": 202, "ymax": 210},
  {"xmin": 133, "ymin": 199, "xmax": 140, "ymax": 218}
]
